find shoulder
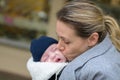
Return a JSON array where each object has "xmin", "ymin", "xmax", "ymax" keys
[{"xmin": 76, "ymin": 56, "xmax": 120, "ymax": 80}]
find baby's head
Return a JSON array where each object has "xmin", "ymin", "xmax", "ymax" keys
[
  {"xmin": 30, "ymin": 36, "xmax": 66, "ymax": 62},
  {"xmin": 41, "ymin": 44, "xmax": 66, "ymax": 62}
]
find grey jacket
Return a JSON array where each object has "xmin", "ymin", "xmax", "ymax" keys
[{"xmin": 59, "ymin": 35, "xmax": 120, "ymax": 80}]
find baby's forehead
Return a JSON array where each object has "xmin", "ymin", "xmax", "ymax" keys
[
  {"xmin": 45, "ymin": 43, "xmax": 57, "ymax": 52},
  {"xmin": 46, "ymin": 44, "xmax": 57, "ymax": 50},
  {"xmin": 49, "ymin": 43, "xmax": 57, "ymax": 47}
]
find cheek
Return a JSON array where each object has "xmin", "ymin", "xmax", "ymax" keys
[
  {"xmin": 63, "ymin": 42, "xmax": 88, "ymax": 61},
  {"xmin": 41, "ymin": 52, "xmax": 49, "ymax": 62},
  {"xmin": 62, "ymin": 45, "xmax": 79, "ymax": 61}
]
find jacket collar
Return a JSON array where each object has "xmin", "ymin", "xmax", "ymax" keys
[{"xmin": 66, "ymin": 34, "xmax": 113, "ymax": 70}]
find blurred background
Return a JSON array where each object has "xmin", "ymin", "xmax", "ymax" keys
[{"xmin": 0, "ymin": 0, "xmax": 120, "ymax": 80}]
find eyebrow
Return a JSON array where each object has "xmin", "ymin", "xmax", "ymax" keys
[
  {"xmin": 60, "ymin": 36, "xmax": 64, "ymax": 40},
  {"xmin": 60, "ymin": 36, "xmax": 70, "ymax": 42},
  {"xmin": 56, "ymin": 32, "xmax": 69, "ymax": 41}
]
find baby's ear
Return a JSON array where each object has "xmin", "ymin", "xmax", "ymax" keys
[{"xmin": 40, "ymin": 52, "xmax": 49, "ymax": 62}]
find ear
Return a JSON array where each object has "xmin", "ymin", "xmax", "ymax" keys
[{"xmin": 87, "ymin": 32, "xmax": 99, "ymax": 47}]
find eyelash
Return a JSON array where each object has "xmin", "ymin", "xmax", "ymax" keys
[
  {"xmin": 64, "ymin": 41, "xmax": 70, "ymax": 44},
  {"xmin": 57, "ymin": 36, "xmax": 70, "ymax": 44}
]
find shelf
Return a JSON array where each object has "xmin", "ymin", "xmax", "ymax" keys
[
  {"xmin": 0, "ymin": 14, "xmax": 47, "ymax": 31},
  {"xmin": 0, "ymin": 37, "xmax": 30, "ymax": 50}
]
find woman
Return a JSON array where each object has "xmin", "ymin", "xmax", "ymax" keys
[{"xmin": 56, "ymin": 0, "xmax": 120, "ymax": 80}]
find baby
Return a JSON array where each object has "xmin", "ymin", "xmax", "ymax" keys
[
  {"xmin": 40, "ymin": 44, "xmax": 66, "ymax": 62},
  {"xmin": 30, "ymin": 36, "xmax": 66, "ymax": 62},
  {"xmin": 27, "ymin": 36, "xmax": 67, "ymax": 80}
]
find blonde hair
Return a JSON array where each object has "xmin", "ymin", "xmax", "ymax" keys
[
  {"xmin": 57, "ymin": 0, "xmax": 120, "ymax": 51},
  {"xmin": 104, "ymin": 16, "xmax": 120, "ymax": 51}
]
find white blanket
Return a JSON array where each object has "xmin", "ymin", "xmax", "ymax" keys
[{"xmin": 27, "ymin": 57, "xmax": 68, "ymax": 80}]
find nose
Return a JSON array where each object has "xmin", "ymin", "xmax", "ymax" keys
[{"xmin": 57, "ymin": 40, "xmax": 65, "ymax": 52}]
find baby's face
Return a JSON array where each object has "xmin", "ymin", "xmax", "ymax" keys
[{"xmin": 40, "ymin": 44, "xmax": 66, "ymax": 62}]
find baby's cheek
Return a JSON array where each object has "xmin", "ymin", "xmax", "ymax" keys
[
  {"xmin": 46, "ymin": 58, "xmax": 54, "ymax": 62},
  {"xmin": 40, "ymin": 54, "xmax": 49, "ymax": 62}
]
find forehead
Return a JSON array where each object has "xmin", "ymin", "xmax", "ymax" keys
[
  {"xmin": 44, "ymin": 44, "xmax": 57, "ymax": 53},
  {"xmin": 56, "ymin": 20, "xmax": 77, "ymax": 40},
  {"xmin": 47, "ymin": 44, "xmax": 57, "ymax": 49}
]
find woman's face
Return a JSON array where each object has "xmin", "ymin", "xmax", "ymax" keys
[{"xmin": 56, "ymin": 20, "xmax": 90, "ymax": 61}]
